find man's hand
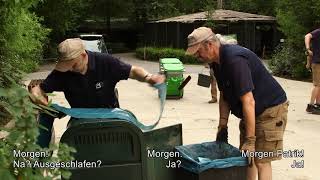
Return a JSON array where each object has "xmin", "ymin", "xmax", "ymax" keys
[
  {"xmin": 29, "ymin": 85, "xmax": 48, "ymax": 106},
  {"xmin": 145, "ymin": 74, "xmax": 165, "ymax": 85},
  {"xmin": 306, "ymin": 61, "xmax": 311, "ymax": 70},
  {"xmin": 216, "ymin": 125, "xmax": 228, "ymax": 143},
  {"xmin": 240, "ymin": 136, "xmax": 256, "ymax": 167}
]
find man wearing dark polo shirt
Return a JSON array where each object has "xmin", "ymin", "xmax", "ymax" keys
[
  {"xmin": 30, "ymin": 38, "xmax": 164, "ymax": 147},
  {"xmin": 186, "ymin": 27, "xmax": 288, "ymax": 180},
  {"xmin": 305, "ymin": 28, "xmax": 320, "ymax": 114}
]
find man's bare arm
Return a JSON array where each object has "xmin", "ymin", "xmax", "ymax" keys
[
  {"xmin": 305, "ymin": 33, "xmax": 313, "ymax": 69},
  {"xmin": 218, "ymin": 91, "xmax": 230, "ymax": 127},
  {"xmin": 240, "ymin": 91, "xmax": 255, "ymax": 137},
  {"xmin": 129, "ymin": 66, "xmax": 165, "ymax": 85}
]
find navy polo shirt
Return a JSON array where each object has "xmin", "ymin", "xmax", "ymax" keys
[
  {"xmin": 40, "ymin": 51, "xmax": 132, "ymax": 108},
  {"xmin": 210, "ymin": 44, "xmax": 287, "ymax": 118},
  {"xmin": 311, "ymin": 28, "xmax": 320, "ymax": 63}
]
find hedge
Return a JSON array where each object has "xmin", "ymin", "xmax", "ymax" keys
[{"xmin": 135, "ymin": 47, "xmax": 200, "ymax": 64}]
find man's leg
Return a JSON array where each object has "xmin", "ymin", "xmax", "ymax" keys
[
  {"xmin": 256, "ymin": 162, "xmax": 272, "ymax": 180},
  {"xmin": 255, "ymin": 102, "xmax": 288, "ymax": 180},
  {"xmin": 37, "ymin": 113, "xmax": 55, "ymax": 148},
  {"xmin": 309, "ymin": 86, "xmax": 319, "ymax": 104},
  {"xmin": 310, "ymin": 63, "xmax": 320, "ymax": 108},
  {"xmin": 316, "ymin": 86, "xmax": 320, "ymax": 105},
  {"xmin": 209, "ymin": 73, "xmax": 217, "ymax": 103}
]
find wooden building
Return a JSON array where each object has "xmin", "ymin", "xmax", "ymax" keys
[{"xmin": 144, "ymin": 9, "xmax": 280, "ymax": 55}]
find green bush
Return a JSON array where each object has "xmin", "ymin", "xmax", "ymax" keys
[
  {"xmin": 0, "ymin": 84, "xmax": 75, "ymax": 179},
  {"xmin": 135, "ymin": 47, "xmax": 199, "ymax": 64},
  {"xmin": 269, "ymin": 43, "xmax": 310, "ymax": 79},
  {"xmin": 0, "ymin": 1, "xmax": 50, "ymax": 87}
]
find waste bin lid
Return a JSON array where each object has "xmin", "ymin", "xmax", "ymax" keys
[
  {"xmin": 163, "ymin": 63, "xmax": 184, "ymax": 71},
  {"xmin": 160, "ymin": 58, "xmax": 182, "ymax": 64}
]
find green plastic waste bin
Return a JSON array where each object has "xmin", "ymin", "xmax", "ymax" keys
[
  {"xmin": 60, "ymin": 116, "xmax": 182, "ymax": 180},
  {"xmin": 159, "ymin": 58, "xmax": 182, "ymax": 73},
  {"xmin": 163, "ymin": 63, "xmax": 185, "ymax": 99}
]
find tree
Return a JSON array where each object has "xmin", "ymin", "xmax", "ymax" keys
[
  {"xmin": 34, "ymin": 0, "xmax": 89, "ymax": 57},
  {"xmin": 0, "ymin": 0, "xmax": 49, "ymax": 87},
  {"xmin": 227, "ymin": 0, "xmax": 276, "ymax": 16},
  {"xmin": 269, "ymin": 0, "xmax": 320, "ymax": 78}
]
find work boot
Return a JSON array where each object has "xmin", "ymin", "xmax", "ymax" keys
[
  {"xmin": 306, "ymin": 104, "xmax": 315, "ymax": 113},
  {"xmin": 208, "ymin": 97, "xmax": 217, "ymax": 103},
  {"xmin": 312, "ymin": 108, "xmax": 320, "ymax": 115},
  {"xmin": 306, "ymin": 104, "xmax": 320, "ymax": 114}
]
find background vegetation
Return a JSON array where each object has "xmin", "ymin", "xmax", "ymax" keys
[{"xmin": 136, "ymin": 47, "xmax": 198, "ymax": 64}]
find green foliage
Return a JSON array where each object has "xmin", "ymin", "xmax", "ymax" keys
[
  {"xmin": 34, "ymin": 0, "xmax": 89, "ymax": 58},
  {"xmin": 272, "ymin": 0, "xmax": 320, "ymax": 78},
  {"xmin": 203, "ymin": 0, "xmax": 216, "ymax": 29},
  {"xmin": 269, "ymin": 43, "xmax": 310, "ymax": 79},
  {"xmin": 227, "ymin": 0, "xmax": 276, "ymax": 16},
  {"xmin": 145, "ymin": 1, "xmax": 180, "ymax": 20},
  {"xmin": 0, "ymin": 84, "xmax": 75, "ymax": 179},
  {"xmin": 135, "ymin": 47, "xmax": 199, "ymax": 64},
  {"xmin": 0, "ymin": 0, "xmax": 49, "ymax": 87}
]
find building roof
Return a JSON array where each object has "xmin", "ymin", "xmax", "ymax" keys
[{"xmin": 155, "ymin": 9, "xmax": 276, "ymax": 23}]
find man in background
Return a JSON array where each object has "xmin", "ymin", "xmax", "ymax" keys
[{"xmin": 305, "ymin": 28, "xmax": 320, "ymax": 114}]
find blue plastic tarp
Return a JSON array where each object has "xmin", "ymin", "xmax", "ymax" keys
[
  {"xmin": 175, "ymin": 141, "xmax": 248, "ymax": 174},
  {"xmin": 50, "ymin": 83, "xmax": 167, "ymax": 131}
]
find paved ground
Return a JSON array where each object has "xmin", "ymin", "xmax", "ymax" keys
[{"xmin": 25, "ymin": 53, "xmax": 320, "ymax": 180}]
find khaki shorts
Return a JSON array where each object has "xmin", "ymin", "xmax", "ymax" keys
[
  {"xmin": 312, "ymin": 63, "xmax": 320, "ymax": 86},
  {"xmin": 239, "ymin": 101, "xmax": 289, "ymax": 163}
]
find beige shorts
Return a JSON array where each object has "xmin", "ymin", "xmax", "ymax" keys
[
  {"xmin": 239, "ymin": 101, "xmax": 289, "ymax": 163},
  {"xmin": 312, "ymin": 63, "xmax": 320, "ymax": 86}
]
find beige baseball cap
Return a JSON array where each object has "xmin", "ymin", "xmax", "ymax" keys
[
  {"xmin": 186, "ymin": 27, "xmax": 215, "ymax": 55},
  {"xmin": 55, "ymin": 38, "xmax": 85, "ymax": 72}
]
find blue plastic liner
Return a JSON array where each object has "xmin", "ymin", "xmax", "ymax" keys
[
  {"xmin": 49, "ymin": 83, "xmax": 167, "ymax": 131},
  {"xmin": 175, "ymin": 141, "xmax": 247, "ymax": 174}
]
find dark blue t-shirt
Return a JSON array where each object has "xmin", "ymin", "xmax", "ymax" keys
[
  {"xmin": 311, "ymin": 28, "xmax": 320, "ymax": 63},
  {"xmin": 211, "ymin": 44, "xmax": 287, "ymax": 118},
  {"xmin": 40, "ymin": 51, "xmax": 132, "ymax": 108}
]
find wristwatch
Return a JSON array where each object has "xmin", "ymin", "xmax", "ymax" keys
[
  {"xmin": 143, "ymin": 73, "xmax": 152, "ymax": 81},
  {"xmin": 305, "ymin": 48, "xmax": 310, "ymax": 56}
]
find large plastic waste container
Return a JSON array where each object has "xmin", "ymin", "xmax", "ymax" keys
[
  {"xmin": 163, "ymin": 63, "xmax": 185, "ymax": 98},
  {"xmin": 59, "ymin": 108, "xmax": 182, "ymax": 180},
  {"xmin": 175, "ymin": 141, "xmax": 247, "ymax": 180},
  {"xmin": 159, "ymin": 58, "xmax": 182, "ymax": 73}
]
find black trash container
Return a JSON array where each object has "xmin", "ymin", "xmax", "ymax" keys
[{"xmin": 175, "ymin": 141, "xmax": 248, "ymax": 180}]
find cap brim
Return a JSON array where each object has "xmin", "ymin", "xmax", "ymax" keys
[
  {"xmin": 185, "ymin": 43, "xmax": 200, "ymax": 55},
  {"xmin": 54, "ymin": 59, "xmax": 76, "ymax": 72}
]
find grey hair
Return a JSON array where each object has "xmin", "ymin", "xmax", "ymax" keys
[
  {"xmin": 202, "ymin": 34, "xmax": 238, "ymax": 46},
  {"xmin": 214, "ymin": 34, "xmax": 238, "ymax": 45},
  {"xmin": 203, "ymin": 34, "xmax": 220, "ymax": 45},
  {"xmin": 226, "ymin": 38, "xmax": 238, "ymax": 44}
]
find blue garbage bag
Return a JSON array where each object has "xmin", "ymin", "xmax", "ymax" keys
[{"xmin": 175, "ymin": 141, "xmax": 247, "ymax": 174}]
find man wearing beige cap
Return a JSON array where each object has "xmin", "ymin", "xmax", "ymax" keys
[
  {"xmin": 30, "ymin": 38, "xmax": 164, "ymax": 147},
  {"xmin": 186, "ymin": 27, "xmax": 288, "ymax": 180}
]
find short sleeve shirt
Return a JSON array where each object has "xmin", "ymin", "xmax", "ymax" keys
[
  {"xmin": 211, "ymin": 45, "xmax": 287, "ymax": 118},
  {"xmin": 40, "ymin": 51, "xmax": 132, "ymax": 108},
  {"xmin": 311, "ymin": 28, "xmax": 320, "ymax": 63}
]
